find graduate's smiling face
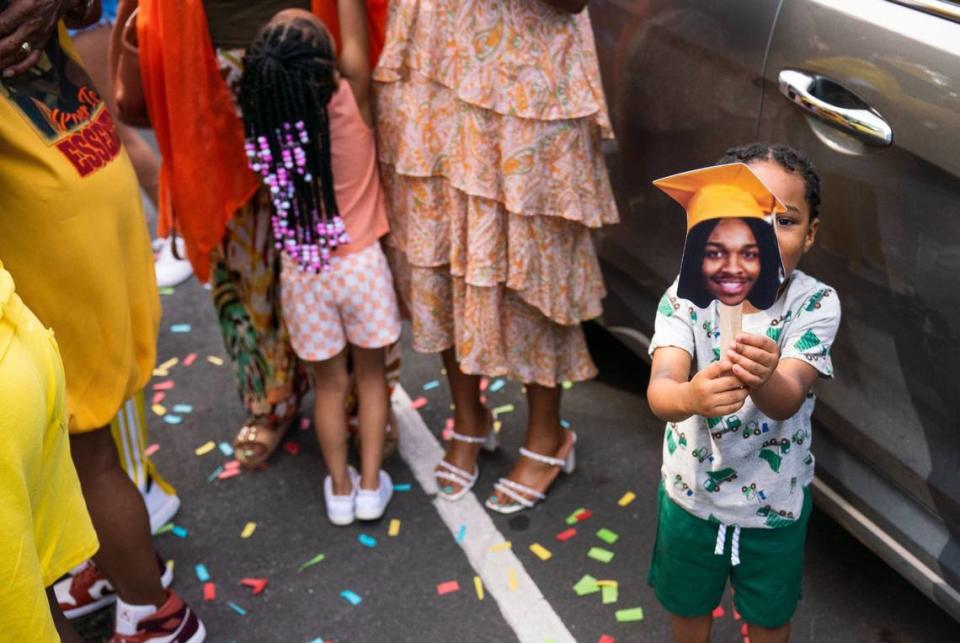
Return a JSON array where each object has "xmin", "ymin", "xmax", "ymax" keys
[{"xmin": 701, "ymin": 218, "xmax": 761, "ymax": 306}]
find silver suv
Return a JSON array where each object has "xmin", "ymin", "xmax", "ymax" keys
[{"xmin": 591, "ymin": 0, "xmax": 960, "ymax": 621}]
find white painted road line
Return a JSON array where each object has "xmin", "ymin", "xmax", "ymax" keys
[{"xmin": 392, "ymin": 385, "xmax": 576, "ymax": 643}]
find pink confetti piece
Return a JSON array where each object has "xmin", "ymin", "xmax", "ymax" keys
[
  {"xmin": 299, "ymin": 417, "xmax": 311, "ymax": 430},
  {"xmin": 203, "ymin": 583, "xmax": 216, "ymax": 601},
  {"xmin": 240, "ymin": 578, "xmax": 269, "ymax": 596},
  {"xmin": 436, "ymin": 580, "xmax": 460, "ymax": 595},
  {"xmin": 152, "ymin": 380, "xmax": 175, "ymax": 391},
  {"xmin": 555, "ymin": 528, "xmax": 577, "ymax": 542},
  {"xmin": 144, "ymin": 444, "xmax": 160, "ymax": 457},
  {"xmin": 224, "ymin": 460, "xmax": 241, "ymax": 471},
  {"xmin": 712, "ymin": 606, "xmax": 726, "ymax": 619},
  {"xmin": 598, "ymin": 636, "xmax": 615, "ymax": 643},
  {"xmin": 574, "ymin": 509, "xmax": 593, "ymax": 523},
  {"xmin": 480, "ymin": 377, "xmax": 490, "ymax": 391},
  {"xmin": 183, "ymin": 352, "xmax": 197, "ymax": 366},
  {"xmin": 283, "ymin": 441, "xmax": 300, "ymax": 456},
  {"xmin": 151, "ymin": 391, "xmax": 166, "ymax": 405},
  {"xmin": 410, "ymin": 396, "xmax": 428, "ymax": 410},
  {"xmin": 733, "ymin": 607, "xmax": 742, "ymax": 621},
  {"xmin": 218, "ymin": 468, "xmax": 242, "ymax": 481}
]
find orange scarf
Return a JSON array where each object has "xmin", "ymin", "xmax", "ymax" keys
[{"xmin": 138, "ymin": 0, "xmax": 387, "ymax": 282}]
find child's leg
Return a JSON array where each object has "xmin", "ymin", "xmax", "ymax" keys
[
  {"xmin": 669, "ymin": 614, "xmax": 713, "ymax": 643},
  {"xmin": 312, "ymin": 349, "xmax": 352, "ymax": 494},
  {"xmin": 351, "ymin": 345, "xmax": 388, "ymax": 490},
  {"xmin": 69, "ymin": 427, "xmax": 166, "ymax": 607},
  {"xmin": 747, "ymin": 623, "xmax": 790, "ymax": 643},
  {"xmin": 435, "ymin": 348, "xmax": 488, "ymax": 493}
]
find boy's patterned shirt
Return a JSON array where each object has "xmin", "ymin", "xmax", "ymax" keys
[{"xmin": 649, "ymin": 270, "xmax": 841, "ymax": 528}]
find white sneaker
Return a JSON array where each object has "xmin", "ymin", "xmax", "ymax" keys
[
  {"xmin": 324, "ymin": 466, "xmax": 359, "ymax": 526},
  {"xmin": 355, "ymin": 470, "xmax": 393, "ymax": 521},
  {"xmin": 155, "ymin": 236, "xmax": 193, "ymax": 288},
  {"xmin": 143, "ymin": 475, "xmax": 181, "ymax": 534}
]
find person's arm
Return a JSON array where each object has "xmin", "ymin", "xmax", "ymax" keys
[
  {"xmin": 0, "ymin": 0, "xmax": 83, "ymax": 77},
  {"xmin": 648, "ymin": 347, "xmax": 749, "ymax": 423},
  {"xmin": 541, "ymin": 0, "xmax": 588, "ymax": 13},
  {"xmin": 337, "ymin": 0, "xmax": 371, "ymax": 123}
]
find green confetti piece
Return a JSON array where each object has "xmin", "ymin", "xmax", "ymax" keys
[
  {"xmin": 158, "ymin": 287, "xmax": 175, "ymax": 296},
  {"xmin": 561, "ymin": 381, "xmax": 573, "ymax": 390},
  {"xmin": 616, "ymin": 607, "xmax": 644, "ymax": 622},
  {"xmin": 207, "ymin": 466, "xmax": 223, "ymax": 482},
  {"xmin": 602, "ymin": 584, "xmax": 618, "ymax": 604},
  {"xmin": 492, "ymin": 404, "xmax": 515, "ymax": 416},
  {"xmin": 298, "ymin": 553, "xmax": 326, "ymax": 572},
  {"xmin": 565, "ymin": 507, "xmax": 586, "ymax": 525},
  {"xmin": 573, "ymin": 574, "xmax": 600, "ymax": 596},
  {"xmin": 596, "ymin": 528, "xmax": 620, "ymax": 545},
  {"xmin": 156, "ymin": 522, "xmax": 174, "ymax": 535},
  {"xmin": 587, "ymin": 547, "xmax": 615, "ymax": 563}
]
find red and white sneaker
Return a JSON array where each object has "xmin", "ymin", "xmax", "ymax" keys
[
  {"xmin": 55, "ymin": 555, "xmax": 173, "ymax": 619},
  {"xmin": 111, "ymin": 590, "xmax": 206, "ymax": 643}
]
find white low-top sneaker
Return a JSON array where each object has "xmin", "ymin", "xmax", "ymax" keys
[
  {"xmin": 355, "ymin": 470, "xmax": 393, "ymax": 521},
  {"xmin": 155, "ymin": 236, "xmax": 194, "ymax": 288},
  {"xmin": 324, "ymin": 466, "xmax": 359, "ymax": 526}
]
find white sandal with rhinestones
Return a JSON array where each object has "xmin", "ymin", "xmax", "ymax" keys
[
  {"xmin": 435, "ymin": 427, "xmax": 499, "ymax": 502},
  {"xmin": 486, "ymin": 431, "xmax": 577, "ymax": 515}
]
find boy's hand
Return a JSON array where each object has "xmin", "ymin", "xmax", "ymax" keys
[
  {"xmin": 685, "ymin": 360, "xmax": 749, "ymax": 418},
  {"xmin": 728, "ymin": 333, "xmax": 780, "ymax": 388}
]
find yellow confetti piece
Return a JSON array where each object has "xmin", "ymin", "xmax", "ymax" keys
[
  {"xmin": 206, "ymin": 355, "xmax": 224, "ymax": 366},
  {"xmin": 166, "ymin": 559, "xmax": 174, "ymax": 574},
  {"xmin": 474, "ymin": 576, "xmax": 484, "ymax": 600},
  {"xmin": 157, "ymin": 357, "xmax": 179, "ymax": 371},
  {"xmin": 194, "ymin": 441, "xmax": 216, "ymax": 456},
  {"xmin": 618, "ymin": 491, "xmax": 637, "ymax": 507},
  {"xmin": 596, "ymin": 580, "xmax": 619, "ymax": 588},
  {"xmin": 241, "ymin": 522, "xmax": 256, "ymax": 538},
  {"xmin": 530, "ymin": 543, "xmax": 552, "ymax": 561},
  {"xmin": 152, "ymin": 368, "xmax": 168, "ymax": 377},
  {"xmin": 508, "ymin": 568, "xmax": 518, "ymax": 591},
  {"xmin": 489, "ymin": 541, "xmax": 512, "ymax": 553},
  {"xmin": 493, "ymin": 420, "xmax": 503, "ymax": 434},
  {"xmin": 151, "ymin": 404, "xmax": 167, "ymax": 416},
  {"xmin": 388, "ymin": 519, "xmax": 401, "ymax": 537}
]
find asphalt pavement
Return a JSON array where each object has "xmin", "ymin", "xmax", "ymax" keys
[{"xmin": 74, "ymin": 274, "xmax": 960, "ymax": 642}]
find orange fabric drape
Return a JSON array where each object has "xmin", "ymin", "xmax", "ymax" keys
[{"xmin": 139, "ymin": 0, "xmax": 389, "ymax": 282}]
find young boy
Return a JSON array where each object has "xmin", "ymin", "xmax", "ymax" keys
[{"xmin": 646, "ymin": 144, "xmax": 841, "ymax": 643}]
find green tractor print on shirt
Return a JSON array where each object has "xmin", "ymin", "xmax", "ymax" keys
[
  {"xmin": 757, "ymin": 503, "xmax": 797, "ymax": 528},
  {"xmin": 658, "ymin": 294, "xmax": 680, "ymax": 317},
  {"xmin": 666, "ymin": 424, "xmax": 688, "ymax": 455},
  {"xmin": 758, "ymin": 438, "xmax": 792, "ymax": 473},
  {"xmin": 702, "ymin": 468, "xmax": 738, "ymax": 493}
]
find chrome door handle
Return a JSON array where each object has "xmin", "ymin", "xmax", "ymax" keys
[{"xmin": 778, "ymin": 69, "xmax": 893, "ymax": 146}]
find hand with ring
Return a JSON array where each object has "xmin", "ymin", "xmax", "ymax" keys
[{"xmin": 0, "ymin": 0, "xmax": 76, "ymax": 78}]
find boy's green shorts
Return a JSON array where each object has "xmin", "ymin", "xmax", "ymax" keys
[{"xmin": 647, "ymin": 482, "xmax": 813, "ymax": 628}]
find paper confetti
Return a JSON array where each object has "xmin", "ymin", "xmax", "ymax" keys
[
  {"xmin": 203, "ymin": 583, "xmax": 216, "ymax": 601},
  {"xmin": 195, "ymin": 564, "xmax": 210, "ymax": 582},
  {"xmin": 508, "ymin": 568, "xmax": 518, "ymax": 591},
  {"xmin": 156, "ymin": 523, "xmax": 173, "ymax": 535},
  {"xmin": 488, "ymin": 378, "xmax": 506, "ymax": 392},
  {"xmin": 151, "ymin": 391, "xmax": 166, "ymax": 405},
  {"xmin": 170, "ymin": 324, "xmax": 192, "ymax": 333},
  {"xmin": 388, "ymin": 519, "xmax": 401, "ymax": 537},
  {"xmin": 455, "ymin": 524, "xmax": 467, "ymax": 544},
  {"xmin": 171, "ymin": 525, "xmax": 188, "ymax": 538},
  {"xmin": 194, "ymin": 441, "xmax": 216, "ymax": 456},
  {"xmin": 241, "ymin": 578, "xmax": 269, "ymax": 596},
  {"xmin": 241, "ymin": 522, "xmax": 257, "ymax": 539},
  {"xmin": 340, "ymin": 590, "xmax": 362, "ymax": 606},
  {"xmin": 206, "ymin": 355, "xmax": 224, "ymax": 366},
  {"xmin": 422, "ymin": 379, "xmax": 440, "ymax": 391},
  {"xmin": 566, "ymin": 508, "xmax": 587, "ymax": 525},
  {"xmin": 158, "ymin": 287, "xmax": 175, "ymax": 296},
  {"xmin": 393, "ymin": 483, "xmax": 412, "ymax": 492},
  {"xmin": 436, "ymin": 580, "xmax": 460, "ymax": 595},
  {"xmin": 207, "ymin": 466, "xmax": 223, "ymax": 482},
  {"xmin": 227, "ymin": 602, "xmax": 247, "ymax": 616},
  {"xmin": 183, "ymin": 352, "xmax": 197, "ymax": 366},
  {"xmin": 157, "ymin": 357, "xmax": 179, "ymax": 371},
  {"xmin": 474, "ymin": 576, "xmax": 484, "ymax": 600},
  {"xmin": 217, "ymin": 468, "xmax": 241, "ymax": 481},
  {"xmin": 492, "ymin": 404, "xmax": 515, "ymax": 416},
  {"xmin": 618, "ymin": 491, "xmax": 637, "ymax": 507},
  {"xmin": 163, "ymin": 414, "xmax": 183, "ymax": 425},
  {"xmin": 598, "ymin": 636, "xmax": 615, "ymax": 643},
  {"xmin": 529, "ymin": 543, "xmax": 553, "ymax": 561},
  {"xmin": 480, "ymin": 377, "xmax": 490, "ymax": 391},
  {"xmin": 573, "ymin": 574, "xmax": 600, "ymax": 596},
  {"xmin": 602, "ymin": 585, "xmax": 619, "ymax": 604},
  {"xmin": 596, "ymin": 528, "xmax": 620, "ymax": 545},
  {"xmin": 555, "ymin": 528, "xmax": 577, "ymax": 542},
  {"xmin": 712, "ymin": 606, "xmax": 726, "ymax": 619},
  {"xmin": 152, "ymin": 368, "xmax": 168, "ymax": 378},
  {"xmin": 596, "ymin": 580, "xmax": 618, "ymax": 588},
  {"xmin": 489, "ymin": 541, "xmax": 512, "ymax": 553},
  {"xmin": 560, "ymin": 419, "xmax": 571, "ymax": 429},
  {"xmin": 410, "ymin": 396, "xmax": 429, "ymax": 410},
  {"xmin": 588, "ymin": 547, "xmax": 615, "ymax": 563},
  {"xmin": 298, "ymin": 553, "xmax": 325, "ymax": 572},
  {"xmin": 151, "ymin": 404, "xmax": 167, "ymax": 417},
  {"xmin": 615, "ymin": 607, "xmax": 644, "ymax": 623},
  {"xmin": 173, "ymin": 404, "xmax": 193, "ymax": 414},
  {"xmin": 283, "ymin": 441, "xmax": 300, "ymax": 456},
  {"xmin": 218, "ymin": 442, "xmax": 234, "ymax": 456},
  {"xmin": 152, "ymin": 380, "xmax": 175, "ymax": 391},
  {"xmin": 299, "ymin": 417, "xmax": 311, "ymax": 430},
  {"xmin": 358, "ymin": 534, "xmax": 378, "ymax": 548},
  {"xmin": 144, "ymin": 443, "xmax": 160, "ymax": 457},
  {"xmin": 561, "ymin": 380, "xmax": 573, "ymax": 390}
]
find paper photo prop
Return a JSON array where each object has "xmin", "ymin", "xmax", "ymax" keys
[{"xmin": 653, "ymin": 163, "xmax": 786, "ymax": 311}]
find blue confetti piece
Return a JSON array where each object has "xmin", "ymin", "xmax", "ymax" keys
[
  {"xmin": 163, "ymin": 414, "xmax": 183, "ymax": 425},
  {"xmin": 422, "ymin": 379, "xmax": 440, "ymax": 391},
  {"xmin": 308, "ymin": 639, "xmax": 325, "ymax": 643},
  {"xmin": 218, "ymin": 442, "xmax": 234, "ymax": 456},
  {"xmin": 195, "ymin": 564, "xmax": 210, "ymax": 582},
  {"xmin": 455, "ymin": 524, "xmax": 467, "ymax": 544},
  {"xmin": 488, "ymin": 378, "xmax": 506, "ymax": 392},
  {"xmin": 340, "ymin": 590, "xmax": 362, "ymax": 606},
  {"xmin": 227, "ymin": 602, "xmax": 247, "ymax": 615},
  {"xmin": 170, "ymin": 324, "xmax": 192, "ymax": 333},
  {"xmin": 560, "ymin": 419, "xmax": 571, "ymax": 429},
  {"xmin": 171, "ymin": 525, "xmax": 188, "ymax": 538},
  {"xmin": 207, "ymin": 466, "xmax": 224, "ymax": 482},
  {"xmin": 358, "ymin": 534, "xmax": 378, "ymax": 548},
  {"xmin": 393, "ymin": 483, "xmax": 412, "ymax": 492},
  {"xmin": 172, "ymin": 404, "xmax": 193, "ymax": 414}
]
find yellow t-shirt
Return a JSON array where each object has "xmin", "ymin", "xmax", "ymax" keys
[
  {"xmin": 0, "ymin": 26, "xmax": 160, "ymax": 432},
  {"xmin": 0, "ymin": 261, "xmax": 99, "ymax": 640}
]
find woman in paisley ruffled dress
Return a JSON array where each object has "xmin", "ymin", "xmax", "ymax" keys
[{"xmin": 374, "ymin": 0, "xmax": 619, "ymax": 513}]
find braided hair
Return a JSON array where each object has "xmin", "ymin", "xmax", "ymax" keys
[
  {"xmin": 239, "ymin": 15, "xmax": 347, "ymax": 272},
  {"xmin": 717, "ymin": 143, "xmax": 822, "ymax": 220}
]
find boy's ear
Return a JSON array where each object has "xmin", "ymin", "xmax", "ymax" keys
[{"xmin": 803, "ymin": 218, "xmax": 820, "ymax": 254}]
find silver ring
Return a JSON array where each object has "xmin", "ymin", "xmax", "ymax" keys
[{"xmin": 20, "ymin": 41, "xmax": 32, "ymax": 55}]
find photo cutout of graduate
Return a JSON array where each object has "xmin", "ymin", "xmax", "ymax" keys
[{"xmin": 654, "ymin": 162, "xmax": 786, "ymax": 311}]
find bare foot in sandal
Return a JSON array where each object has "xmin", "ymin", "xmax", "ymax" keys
[
  {"xmin": 234, "ymin": 419, "xmax": 289, "ymax": 468},
  {"xmin": 485, "ymin": 428, "xmax": 577, "ymax": 514}
]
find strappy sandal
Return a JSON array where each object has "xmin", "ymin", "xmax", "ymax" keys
[
  {"xmin": 485, "ymin": 430, "xmax": 577, "ymax": 515},
  {"xmin": 435, "ymin": 413, "xmax": 498, "ymax": 502},
  {"xmin": 234, "ymin": 419, "xmax": 287, "ymax": 469}
]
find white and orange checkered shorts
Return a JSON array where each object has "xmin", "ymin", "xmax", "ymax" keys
[{"xmin": 280, "ymin": 242, "xmax": 402, "ymax": 362}]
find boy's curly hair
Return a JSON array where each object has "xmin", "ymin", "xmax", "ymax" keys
[{"xmin": 717, "ymin": 144, "xmax": 822, "ymax": 220}]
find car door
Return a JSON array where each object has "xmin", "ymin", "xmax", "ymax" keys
[
  {"xmin": 590, "ymin": 0, "xmax": 780, "ymax": 343},
  {"xmin": 757, "ymin": 0, "xmax": 960, "ymax": 618}
]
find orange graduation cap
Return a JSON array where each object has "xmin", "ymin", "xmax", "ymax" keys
[{"xmin": 653, "ymin": 162, "xmax": 786, "ymax": 310}]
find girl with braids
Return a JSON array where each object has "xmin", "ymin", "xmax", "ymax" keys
[{"xmin": 239, "ymin": 3, "xmax": 400, "ymax": 525}]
